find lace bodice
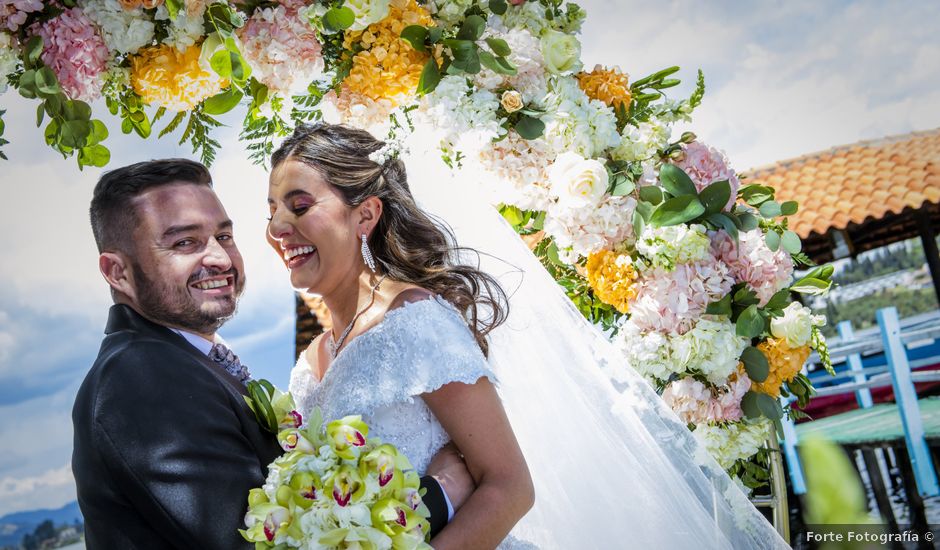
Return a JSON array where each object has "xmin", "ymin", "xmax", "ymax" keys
[{"xmin": 288, "ymin": 296, "xmax": 496, "ymax": 474}]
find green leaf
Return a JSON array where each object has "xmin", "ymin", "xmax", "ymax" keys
[
  {"xmin": 457, "ymin": 15, "xmax": 486, "ymax": 41},
  {"xmin": 741, "ymin": 346, "xmax": 770, "ymax": 382},
  {"xmin": 514, "ymin": 115, "xmax": 545, "ymax": 140},
  {"xmin": 165, "ymin": 0, "xmax": 183, "ymax": 20},
  {"xmin": 25, "ymin": 36, "xmax": 43, "ymax": 66},
  {"xmin": 500, "ymin": 204, "xmax": 524, "ymax": 226},
  {"xmin": 210, "ymin": 49, "xmax": 234, "ymax": 79},
  {"xmin": 44, "ymin": 95, "xmax": 63, "ymax": 118},
  {"xmin": 428, "ymin": 27, "xmax": 444, "ymax": 44},
  {"xmin": 35, "ymin": 67, "xmax": 61, "ymax": 96},
  {"xmin": 781, "ymin": 230, "xmax": 802, "ymax": 254},
  {"xmin": 131, "ymin": 115, "xmax": 151, "ymax": 139},
  {"xmin": 78, "ymin": 144, "xmax": 110, "ymax": 167},
  {"xmin": 705, "ymin": 294, "xmax": 732, "ymax": 316},
  {"xmin": 738, "ymin": 212, "xmax": 759, "ymax": 231},
  {"xmin": 764, "ymin": 289, "xmax": 790, "ymax": 312},
  {"xmin": 740, "ymin": 184, "xmax": 774, "ymax": 206},
  {"xmin": 736, "ymin": 304, "xmax": 765, "ymax": 338},
  {"xmin": 699, "ymin": 179, "xmax": 731, "ymax": 215},
  {"xmin": 610, "ymin": 176, "xmax": 635, "ymax": 196},
  {"xmin": 479, "ymin": 50, "xmax": 517, "ymax": 75},
  {"xmin": 758, "ymin": 393, "xmax": 783, "ymax": 420},
  {"xmin": 659, "ymin": 164, "xmax": 698, "ymax": 197},
  {"xmin": 649, "ymin": 195, "xmax": 705, "ymax": 227},
  {"xmin": 401, "ymin": 25, "xmax": 428, "ymax": 53},
  {"xmin": 59, "ymin": 120, "xmax": 91, "ymax": 149},
  {"xmin": 323, "ymin": 6, "xmax": 355, "ymax": 33},
  {"xmin": 759, "ymin": 200, "xmax": 782, "ymax": 218},
  {"xmin": 706, "ymin": 213, "xmax": 738, "ymax": 241},
  {"xmin": 638, "ymin": 185, "xmax": 664, "ymax": 205},
  {"xmin": 121, "ymin": 118, "xmax": 133, "ymax": 134},
  {"xmin": 488, "ymin": 0, "xmax": 508, "ymax": 15},
  {"xmin": 18, "ymin": 70, "xmax": 37, "ymax": 99},
  {"xmin": 780, "ymin": 200, "xmax": 799, "ymax": 216},
  {"xmin": 741, "ymin": 391, "xmax": 762, "ymax": 419},
  {"xmin": 202, "ymin": 88, "xmax": 244, "ymax": 115},
  {"xmin": 632, "ymin": 205, "xmax": 647, "ymax": 238},
  {"xmin": 446, "ymin": 39, "xmax": 481, "ymax": 73},
  {"xmin": 546, "ymin": 241, "xmax": 563, "ymax": 267},
  {"xmin": 416, "ymin": 58, "xmax": 441, "ymax": 95},
  {"xmin": 485, "ymin": 37, "xmax": 511, "ymax": 57},
  {"xmin": 36, "ymin": 103, "xmax": 44, "ymax": 127},
  {"xmin": 87, "ymin": 120, "xmax": 108, "ymax": 146},
  {"xmin": 63, "ymin": 100, "xmax": 92, "ymax": 121},
  {"xmin": 790, "ymin": 277, "xmax": 831, "ymax": 295},
  {"xmin": 765, "ymin": 230, "xmax": 780, "ymax": 251}
]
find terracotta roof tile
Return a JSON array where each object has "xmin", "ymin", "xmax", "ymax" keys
[{"xmin": 746, "ymin": 129, "xmax": 940, "ymax": 238}]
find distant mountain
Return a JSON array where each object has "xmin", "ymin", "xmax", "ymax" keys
[{"xmin": 0, "ymin": 501, "xmax": 82, "ymax": 547}]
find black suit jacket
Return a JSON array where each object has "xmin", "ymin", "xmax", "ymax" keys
[{"xmin": 73, "ymin": 304, "xmax": 449, "ymax": 549}]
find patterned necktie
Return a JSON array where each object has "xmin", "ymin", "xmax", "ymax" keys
[{"xmin": 208, "ymin": 343, "xmax": 251, "ymax": 386}]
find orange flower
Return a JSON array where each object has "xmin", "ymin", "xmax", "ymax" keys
[
  {"xmin": 342, "ymin": 0, "xmax": 432, "ymax": 103},
  {"xmin": 130, "ymin": 44, "xmax": 227, "ymax": 111},
  {"xmin": 586, "ymin": 250, "xmax": 638, "ymax": 314},
  {"xmin": 751, "ymin": 338, "xmax": 811, "ymax": 398},
  {"xmin": 577, "ymin": 64, "xmax": 631, "ymax": 110}
]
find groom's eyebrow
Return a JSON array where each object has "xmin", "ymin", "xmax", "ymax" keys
[{"xmin": 162, "ymin": 220, "xmax": 232, "ymax": 238}]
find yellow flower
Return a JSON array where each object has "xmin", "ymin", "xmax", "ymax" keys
[
  {"xmin": 342, "ymin": 0, "xmax": 432, "ymax": 103},
  {"xmin": 751, "ymin": 338, "xmax": 811, "ymax": 398},
  {"xmin": 130, "ymin": 44, "xmax": 227, "ymax": 112},
  {"xmin": 577, "ymin": 64, "xmax": 632, "ymax": 110},
  {"xmin": 586, "ymin": 250, "xmax": 638, "ymax": 314}
]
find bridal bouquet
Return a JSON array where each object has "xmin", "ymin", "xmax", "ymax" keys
[{"xmin": 241, "ymin": 381, "xmax": 432, "ymax": 549}]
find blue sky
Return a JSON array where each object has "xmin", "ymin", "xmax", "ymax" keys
[{"xmin": 1, "ymin": 0, "xmax": 939, "ymax": 517}]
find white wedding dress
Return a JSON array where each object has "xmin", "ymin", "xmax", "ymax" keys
[{"xmin": 288, "ymin": 147, "xmax": 790, "ymax": 549}]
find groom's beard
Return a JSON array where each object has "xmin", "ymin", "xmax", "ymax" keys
[{"xmin": 131, "ymin": 261, "xmax": 245, "ymax": 335}]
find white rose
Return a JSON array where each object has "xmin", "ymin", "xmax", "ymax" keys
[
  {"xmin": 500, "ymin": 89, "xmax": 524, "ymax": 113},
  {"xmin": 770, "ymin": 302, "xmax": 820, "ymax": 348},
  {"xmin": 345, "ymin": 0, "xmax": 390, "ymax": 31},
  {"xmin": 539, "ymin": 29, "xmax": 582, "ymax": 75},
  {"xmin": 548, "ymin": 152, "xmax": 608, "ymax": 208}
]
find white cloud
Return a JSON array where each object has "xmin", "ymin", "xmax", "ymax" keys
[{"xmin": 0, "ymin": 463, "xmax": 76, "ymax": 517}]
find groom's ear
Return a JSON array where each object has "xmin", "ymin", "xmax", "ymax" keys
[
  {"xmin": 356, "ymin": 196, "xmax": 383, "ymax": 236},
  {"xmin": 99, "ymin": 252, "xmax": 137, "ymax": 302}
]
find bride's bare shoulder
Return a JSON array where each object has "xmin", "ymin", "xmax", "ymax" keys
[{"xmin": 387, "ymin": 286, "xmax": 435, "ymax": 311}]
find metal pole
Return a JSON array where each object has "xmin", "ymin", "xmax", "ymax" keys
[{"xmin": 877, "ymin": 306, "xmax": 939, "ymax": 496}]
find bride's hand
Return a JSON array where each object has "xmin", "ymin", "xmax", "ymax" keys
[{"xmin": 426, "ymin": 442, "xmax": 474, "ymax": 512}]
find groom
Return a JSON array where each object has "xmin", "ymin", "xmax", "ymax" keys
[{"xmin": 72, "ymin": 159, "xmax": 466, "ymax": 548}]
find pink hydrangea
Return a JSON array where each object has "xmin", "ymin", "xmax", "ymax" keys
[
  {"xmin": 628, "ymin": 251, "xmax": 735, "ymax": 335},
  {"xmin": 713, "ymin": 373, "xmax": 751, "ymax": 422},
  {"xmin": 33, "ymin": 7, "xmax": 109, "ymax": 101},
  {"xmin": 712, "ymin": 229, "xmax": 794, "ymax": 306},
  {"xmin": 663, "ymin": 374, "xmax": 751, "ymax": 425},
  {"xmin": 0, "ymin": 0, "xmax": 42, "ymax": 32},
  {"xmin": 237, "ymin": 2, "xmax": 324, "ymax": 95},
  {"xmin": 671, "ymin": 141, "xmax": 740, "ymax": 211}
]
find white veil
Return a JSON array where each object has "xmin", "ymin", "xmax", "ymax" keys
[{"xmin": 403, "ymin": 145, "xmax": 789, "ymax": 549}]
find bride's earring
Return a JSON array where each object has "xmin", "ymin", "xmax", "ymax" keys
[{"xmin": 361, "ymin": 233, "xmax": 376, "ymax": 272}]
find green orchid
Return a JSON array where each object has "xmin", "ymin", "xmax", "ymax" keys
[
  {"xmin": 326, "ymin": 415, "xmax": 370, "ymax": 459},
  {"xmin": 277, "ymin": 428, "xmax": 317, "ymax": 454},
  {"xmin": 328, "ymin": 464, "xmax": 367, "ymax": 507},
  {"xmin": 370, "ymin": 498, "xmax": 431, "ymax": 548},
  {"xmin": 240, "ymin": 501, "xmax": 299, "ymax": 544},
  {"xmin": 318, "ymin": 525, "xmax": 390, "ymax": 549},
  {"xmin": 361, "ymin": 443, "xmax": 406, "ymax": 490},
  {"xmin": 288, "ymin": 470, "xmax": 324, "ymax": 509}
]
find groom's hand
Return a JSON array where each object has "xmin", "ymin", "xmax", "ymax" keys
[{"xmin": 426, "ymin": 442, "xmax": 475, "ymax": 512}]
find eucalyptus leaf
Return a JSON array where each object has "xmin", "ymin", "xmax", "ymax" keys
[
  {"xmin": 699, "ymin": 179, "xmax": 730, "ymax": 215},
  {"xmin": 18, "ymin": 70, "xmax": 37, "ymax": 99},
  {"xmin": 457, "ymin": 15, "xmax": 486, "ymax": 41},
  {"xmin": 706, "ymin": 213, "xmax": 738, "ymax": 241},
  {"xmin": 757, "ymin": 394, "xmax": 783, "ymax": 420},
  {"xmin": 88, "ymin": 120, "xmax": 108, "ymax": 146},
  {"xmin": 428, "ymin": 27, "xmax": 443, "ymax": 44},
  {"xmin": 479, "ymin": 50, "xmax": 516, "ymax": 75},
  {"xmin": 659, "ymin": 164, "xmax": 697, "ymax": 197},
  {"xmin": 781, "ymin": 200, "xmax": 799, "ymax": 216},
  {"xmin": 417, "ymin": 58, "xmax": 441, "ymax": 94},
  {"xmin": 736, "ymin": 305, "xmax": 765, "ymax": 338},
  {"xmin": 632, "ymin": 206, "xmax": 647, "ymax": 239},
  {"xmin": 78, "ymin": 144, "xmax": 110, "ymax": 168},
  {"xmin": 649, "ymin": 195, "xmax": 705, "ymax": 227},
  {"xmin": 515, "ymin": 115, "xmax": 545, "ymax": 140},
  {"xmin": 610, "ymin": 175, "xmax": 635, "ymax": 196},
  {"xmin": 36, "ymin": 103, "xmax": 44, "ymax": 127},
  {"xmin": 210, "ymin": 49, "xmax": 233, "ymax": 78},
  {"xmin": 740, "ymin": 184, "xmax": 774, "ymax": 206},
  {"xmin": 25, "ymin": 36, "xmax": 43, "ymax": 66},
  {"xmin": 764, "ymin": 289, "xmax": 791, "ymax": 312},
  {"xmin": 488, "ymin": 0, "xmax": 508, "ymax": 15},
  {"xmin": 759, "ymin": 200, "xmax": 782, "ymax": 218},
  {"xmin": 59, "ymin": 120, "xmax": 92, "ymax": 149},
  {"xmin": 705, "ymin": 294, "xmax": 732, "ymax": 316},
  {"xmin": 35, "ymin": 67, "xmax": 61, "ymax": 96},
  {"xmin": 741, "ymin": 391, "xmax": 762, "ymax": 419},
  {"xmin": 738, "ymin": 212, "xmax": 759, "ymax": 231},
  {"xmin": 781, "ymin": 230, "xmax": 802, "ymax": 254},
  {"xmin": 323, "ymin": 6, "xmax": 355, "ymax": 33},
  {"xmin": 740, "ymin": 346, "xmax": 770, "ymax": 383},
  {"xmin": 765, "ymin": 230, "xmax": 781, "ymax": 251}
]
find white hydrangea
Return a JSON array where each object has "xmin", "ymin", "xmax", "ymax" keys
[
  {"xmin": 611, "ymin": 120, "xmax": 671, "ymax": 163},
  {"xmin": 637, "ymin": 223, "xmax": 712, "ymax": 271},
  {"xmin": 693, "ymin": 420, "xmax": 770, "ymax": 470},
  {"xmin": 100, "ymin": 61, "xmax": 130, "ymax": 101},
  {"xmin": 476, "ymin": 133, "xmax": 554, "ymax": 211},
  {"xmin": 79, "ymin": 0, "xmax": 155, "ymax": 54},
  {"xmin": 474, "ymin": 23, "xmax": 548, "ymax": 106},
  {"xmin": 671, "ymin": 317, "xmax": 749, "ymax": 385},
  {"xmin": 345, "ymin": 0, "xmax": 390, "ymax": 31},
  {"xmin": 613, "ymin": 319, "xmax": 679, "ymax": 383},
  {"xmin": 544, "ymin": 195, "xmax": 635, "ymax": 262},
  {"xmin": 543, "ymin": 76, "xmax": 620, "ymax": 158},
  {"xmin": 429, "ymin": 0, "xmax": 476, "ymax": 28},
  {"xmin": 0, "ymin": 33, "xmax": 17, "ymax": 93},
  {"xmin": 500, "ymin": 0, "xmax": 584, "ymax": 36},
  {"xmin": 155, "ymin": 4, "xmax": 205, "ymax": 52},
  {"xmin": 418, "ymin": 74, "xmax": 505, "ymax": 154}
]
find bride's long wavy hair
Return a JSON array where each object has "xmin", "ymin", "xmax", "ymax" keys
[{"xmin": 271, "ymin": 122, "xmax": 508, "ymax": 356}]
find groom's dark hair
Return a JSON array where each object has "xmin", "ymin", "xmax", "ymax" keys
[{"xmin": 90, "ymin": 159, "xmax": 213, "ymax": 254}]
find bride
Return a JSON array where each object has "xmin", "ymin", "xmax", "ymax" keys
[{"xmin": 266, "ymin": 122, "xmax": 789, "ymax": 549}]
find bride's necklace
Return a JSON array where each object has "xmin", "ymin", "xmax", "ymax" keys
[{"xmin": 327, "ymin": 275, "xmax": 386, "ymax": 360}]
